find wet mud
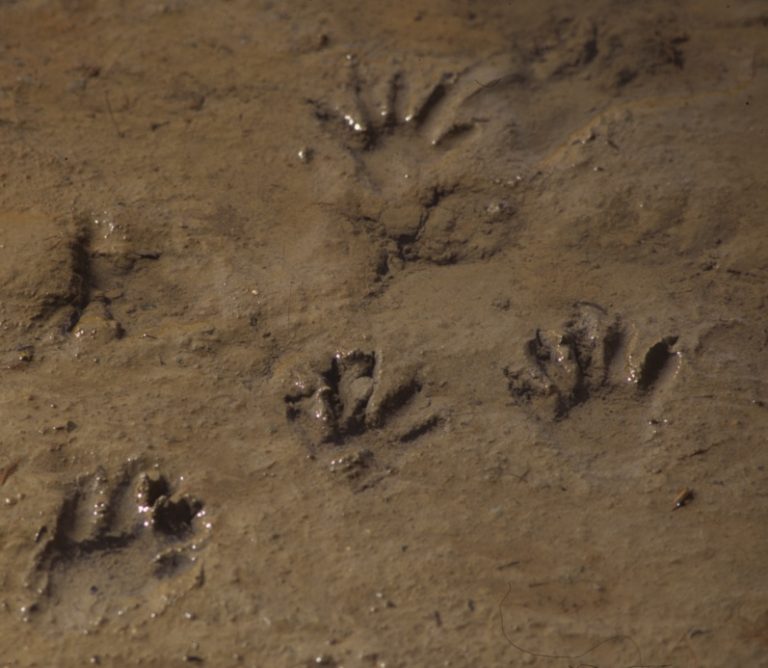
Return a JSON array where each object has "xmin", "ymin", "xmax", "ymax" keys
[{"xmin": 1, "ymin": 1, "xmax": 767, "ymax": 666}]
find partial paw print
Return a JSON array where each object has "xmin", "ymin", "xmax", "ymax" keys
[
  {"xmin": 504, "ymin": 303, "xmax": 680, "ymax": 420},
  {"xmin": 0, "ymin": 210, "xmax": 160, "ymax": 356},
  {"xmin": 309, "ymin": 57, "xmax": 476, "ymax": 160},
  {"xmin": 28, "ymin": 461, "xmax": 207, "ymax": 623},
  {"xmin": 283, "ymin": 349, "xmax": 441, "ymax": 486},
  {"xmin": 0, "ymin": 214, "xmax": 92, "ymax": 343},
  {"xmin": 308, "ymin": 58, "xmax": 516, "ymax": 268}
]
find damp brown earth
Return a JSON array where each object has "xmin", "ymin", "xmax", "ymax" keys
[{"xmin": 1, "ymin": 1, "xmax": 767, "ymax": 666}]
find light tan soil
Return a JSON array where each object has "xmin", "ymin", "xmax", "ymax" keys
[{"xmin": 1, "ymin": 1, "xmax": 767, "ymax": 666}]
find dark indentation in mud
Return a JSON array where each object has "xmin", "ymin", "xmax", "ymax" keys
[
  {"xmin": 432, "ymin": 121, "xmax": 474, "ymax": 148},
  {"xmin": 601, "ymin": 322, "xmax": 625, "ymax": 384},
  {"xmin": 285, "ymin": 350, "xmax": 377, "ymax": 444},
  {"xmin": 523, "ymin": 328, "xmax": 587, "ymax": 418},
  {"xmin": 317, "ymin": 356, "xmax": 343, "ymax": 425},
  {"xmin": 36, "ymin": 492, "xmax": 83, "ymax": 569},
  {"xmin": 394, "ymin": 185, "xmax": 454, "ymax": 260},
  {"xmin": 381, "ymin": 71, "xmax": 402, "ymax": 128},
  {"xmin": 67, "ymin": 225, "xmax": 92, "ymax": 316},
  {"xmin": 616, "ymin": 68, "xmax": 638, "ymax": 88},
  {"xmin": 646, "ymin": 33, "xmax": 688, "ymax": 74},
  {"xmin": 137, "ymin": 472, "xmax": 171, "ymax": 507},
  {"xmin": 667, "ymin": 35, "xmax": 688, "ymax": 69},
  {"xmin": 561, "ymin": 332, "xmax": 589, "ymax": 405},
  {"xmin": 399, "ymin": 414, "xmax": 440, "ymax": 443},
  {"xmin": 582, "ymin": 27, "xmax": 599, "ymax": 65},
  {"xmin": 132, "ymin": 250, "xmax": 161, "ymax": 261},
  {"xmin": 614, "ymin": 32, "xmax": 688, "ymax": 87},
  {"xmin": 376, "ymin": 377, "xmax": 421, "ymax": 421},
  {"xmin": 526, "ymin": 332, "xmax": 548, "ymax": 363},
  {"xmin": 411, "ymin": 78, "xmax": 448, "ymax": 127},
  {"xmin": 466, "ymin": 72, "xmax": 529, "ymax": 102},
  {"xmin": 307, "ymin": 97, "xmax": 372, "ymax": 151},
  {"xmin": 507, "ymin": 306, "xmax": 681, "ymax": 418},
  {"xmin": 32, "ymin": 463, "xmax": 206, "ymax": 608},
  {"xmin": 36, "ymin": 467, "xmax": 135, "ymax": 568},
  {"xmin": 503, "ymin": 369, "xmax": 539, "ymax": 404},
  {"xmin": 391, "ymin": 183, "xmax": 511, "ymax": 269},
  {"xmin": 152, "ymin": 495, "xmax": 204, "ymax": 537},
  {"xmin": 309, "ymin": 98, "xmax": 331, "ymax": 122},
  {"xmin": 506, "ymin": 304, "xmax": 626, "ymax": 420},
  {"xmin": 553, "ymin": 24, "xmax": 599, "ymax": 76},
  {"xmin": 284, "ymin": 350, "xmax": 424, "ymax": 447},
  {"xmin": 35, "ymin": 222, "xmax": 93, "ymax": 331},
  {"xmin": 742, "ymin": 14, "xmax": 768, "ymax": 28},
  {"xmin": 285, "ymin": 401, "xmax": 301, "ymax": 422},
  {"xmin": 637, "ymin": 336, "xmax": 678, "ymax": 392},
  {"xmin": 336, "ymin": 350, "xmax": 377, "ymax": 437},
  {"xmin": 374, "ymin": 249, "xmax": 390, "ymax": 278}
]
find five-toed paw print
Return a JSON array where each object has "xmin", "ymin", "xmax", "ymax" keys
[
  {"xmin": 308, "ymin": 58, "xmax": 516, "ymax": 268},
  {"xmin": 309, "ymin": 59, "xmax": 476, "ymax": 160},
  {"xmin": 28, "ymin": 461, "xmax": 206, "ymax": 621},
  {"xmin": 284, "ymin": 349, "xmax": 435, "ymax": 446},
  {"xmin": 282, "ymin": 348, "xmax": 442, "ymax": 489},
  {"xmin": 505, "ymin": 303, "xmax": 680, "ymax": 419}
]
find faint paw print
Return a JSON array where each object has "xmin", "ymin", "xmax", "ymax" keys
[
  {"xmin": 309, "ymin": 57, "xmax": 476, "ymax": 159},
  {"xmin": 308, "ymin": 57, "xmax": 515, "ymax": 267}
]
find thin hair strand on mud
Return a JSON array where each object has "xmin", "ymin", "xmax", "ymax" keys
[{"xmin": 498, "ymin": 584, "xmax": 674, "ymax": 668}]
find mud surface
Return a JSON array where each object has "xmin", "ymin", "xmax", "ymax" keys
[{"xmin": 1, "ymin": 1, "xmax": 767, "ymax": 666}]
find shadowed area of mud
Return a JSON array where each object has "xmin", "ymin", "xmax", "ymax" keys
[{"xmin": 1, "ymin": 1, "xmax": 767, "ymax": 666}]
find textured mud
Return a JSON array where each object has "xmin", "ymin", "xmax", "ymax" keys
[{"xmin": 1, "ymin": 2, "xmax": 767, "ymax": 667}]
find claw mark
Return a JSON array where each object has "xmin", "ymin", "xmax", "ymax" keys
[
  {"xmin": 637, "ymin": 336, "xmax": 679, "ymax": 393},
  {"xmin": 0, "ymin": 460, "xmax": 19, "ymax": 486}
]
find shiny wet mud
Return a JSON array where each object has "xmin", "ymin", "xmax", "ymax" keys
[{"xmin": 1, "ymin": 1, "xmax": 767, "ymax": 666}]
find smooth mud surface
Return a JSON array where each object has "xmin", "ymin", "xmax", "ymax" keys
[{"xmin": 1, "ymin": 2, "xmax": 767, "ymax": 666}]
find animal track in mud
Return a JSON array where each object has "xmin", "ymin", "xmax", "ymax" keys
[
  {"xmin": 29, "ymin": 461, "xmax": 206, "ymax": 617},
  {"xmin": 39, "ymin": 222, "xmax": 93, "ymax": 332},
  {"xmin": 283, "ymin": 349, "xmax": 441, "ymax": 490},
  {"xmin": 504, "ymin": 303, "xmax": 679, "ymax": 420},
  {"xmin": 0, "ymin": 211, "xmax": 160, "ymax": 353},
  {"xmin": 0, "ymin": 215, "xmax": 92, "ymax": 340},
  {"xmin": 309, "ymin": 60, "xmax": 516, "ymax": 268},
  {"xmin": 282, "ymin": 348, "xmax": 442, "ymax": 490},
  {"xmin": 284, "ymin": 349, "xmax": 437, "ymax": 445},
  {"xmin": 309, "ymin": 60, "xmax": 476, "ymax": 156}
]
